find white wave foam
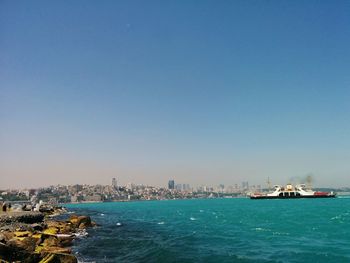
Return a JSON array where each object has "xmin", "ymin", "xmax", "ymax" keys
[
  {"xmin": 74, "ymin": 229, "xmax": 88, "ymax": 238},
  {"xmin": 253, "ymin": 227, "xmax": 271, "ymax": 232}
]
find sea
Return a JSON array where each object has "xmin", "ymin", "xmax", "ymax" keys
[{"xmin": 66, "ymin": 197, "xmax": 350, "ymax": 263}]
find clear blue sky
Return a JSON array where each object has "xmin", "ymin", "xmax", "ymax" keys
[{"xmin": 1, "ymin": 0, "xmax": 350, "ymax": 188}]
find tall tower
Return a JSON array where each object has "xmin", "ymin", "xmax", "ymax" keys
[
  {"xmin": 168, "ymin": 180, "xmax": 175, "ymax": 190},
  {"xmin": 112, "ymin": 178, "xmax": 117, "ymax": 189},
  {"xmin": 267, "ymin": 177, "xmax": 271, "ymax": 191}
]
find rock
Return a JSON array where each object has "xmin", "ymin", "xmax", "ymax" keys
[
  {"xmin": 17, "ymin": 212, "xmax": 44, "ymax": 224},
  {"xmin": 67, "ymin": 215, "xmax": 79, "ymax": 228},
  {"xmin": 57, "ymin": 235, "xmax": 74, "ymax": 247},
  {"xmin": 23, "ymin": 204, "xmax": 33, "ymax": 211},
  {"xmin": 0, "ymin": 212, "xmax": 44, "ymax": 225},
  {"xmin": 14, "ymin": 230, "xmax": 32, "ymax": 237},
  {"xmin": 0, "ymin": 242, "xmax": 19, "ymax": 259},
  {"xmin": 31, "ymin": 223, "xmax": 44, "ymax": 231},
  {"xmin": 78, "ymin": 222, "xmax": 88, "ymax": 229},
  {"xmin": 46, "ymin": 221, "xmax": 63, "ymax": 228},
  {"xmin": 40, "ymin": 245, "xmax": 72, "ymax": 254},
  {"xmin": 0, "ymin": 242, "xmax": 39, "ymax": 263},
  {"xmin": 78, "ymin": 216, "xmax": 92, "ymax": 226},
  {"xmin": 42, "ymin": 236, "xmax": 60, "ymax": 247},
  {"xmin": 39, "ymin": 205, "xmax": 54, "ymax": 213},
  {"xmin": 46, "ymin": 220, "xmax": 73, "ymax": 234},
  {"xmin": 14, "ymin": 223, "xmax": 40, "ymax": 233},
  {"xmin": 7, "ymin": 236, "xmax": 37, "ymax": 253},
  {"xmin": 68, "ymin": 215, "xmax": 92, "ymax": 228},
  {"xmin": 61, "ymin": 224, "xmax": 73, "ymax": 234},
  {"xmin": 43, "ymin": 227, "xmax": 59, "ymax": 235},
  {"xmin": 40, "ymin": 252, "xmax": 77, "ymax": 263},
  {"xmin": 0, "ymin": 213, "xmax": 91, "ymax": 263},
  {"xmin": 1, "ymin": 230, "xmax": 14, "ymax": 241},
  {"xmin": 0, "ymin": 233, "xmax": 6, "ymax": 243},
  {"xmin": 31, "ymin": 233, "xmax": 43, "ymax": 245}
]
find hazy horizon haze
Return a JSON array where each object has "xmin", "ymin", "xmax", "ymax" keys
[{"xmin": 1, "ymin": 0, "xmax": 350, "ymax": 189}]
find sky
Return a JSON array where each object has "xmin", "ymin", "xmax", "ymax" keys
[{"xmin": 1, "ymin": 0, "xmax": 350, "ymax": 189}]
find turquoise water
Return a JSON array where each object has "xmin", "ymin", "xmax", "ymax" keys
[{"xmin": 67, "ymin": 197, "xmax": 350, "ymax": 262}]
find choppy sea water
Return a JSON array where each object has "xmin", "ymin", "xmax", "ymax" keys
[{"xmin": 66, "ymin": 197, "xmax": 350, "ymax": 263}]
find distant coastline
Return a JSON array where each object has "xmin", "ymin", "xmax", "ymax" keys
[{"xmin": 1, "ymin": 183, "xmax": 348, "ymax": 206}]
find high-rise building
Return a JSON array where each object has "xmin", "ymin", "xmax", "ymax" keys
[
  {"xmin": 112, "ymin": 178, "xmax": 117, "ymax": 189},
  {"xmin": 182, "ymin": 184, "xmax": 191, "ymax": 191},
  {"xmin": 168, "ymin": 180, "xmax": 175, "ymax": 190},
  {"xmin": 242, "ymin": 181, "xmax": 249, "ymax": 190},
  {"xmin": 175, "ymin": 184, "xmax": 182, "ymax": 191},
  {"xmin": 126, "ymin": 182, "xmax": 134, "ymax": 190}
]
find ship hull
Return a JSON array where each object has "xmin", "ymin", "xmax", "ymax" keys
[{"xmin": 250, "ymin": 194, "xmax": 336, "ymax": 199}]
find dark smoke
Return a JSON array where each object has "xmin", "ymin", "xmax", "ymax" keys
[{"xmin": 289, "ymin": 173, "xmax": 315, "ymax": 186}]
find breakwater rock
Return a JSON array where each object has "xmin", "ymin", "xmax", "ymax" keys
[
  {"xmin": 0, "ymin": 213, "xmax": 96, "ymax": 263},
  {"xmin": 0, "ymin": 212, "xmax": 44, "ymax": 226}
]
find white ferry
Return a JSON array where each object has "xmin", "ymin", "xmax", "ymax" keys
[{"xmin": 250, "ymin": 184, "xmax": 336, "ymax": 199}]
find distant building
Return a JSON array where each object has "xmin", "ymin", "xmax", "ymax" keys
[
  {"xmin": 204, "ymin": 186, "xmax": 211, "ymax": 192},
  {"xmin": 126, "ymin": 182, "xmax": 134, "ymax": 190},
  {"xmin": 112, "ymin": 178, "xmax": 117, "ymax": 189},
  {"xmin": 226, "ymin": 185, "xmax": 234, "ymax": 193},
  {"xmin": 175, "ymin": 184, "xmax": 182, "ymax": 191},
  {"xmin": 85, "ymin": 194, "xmax": 102, "ymax": 202},
  {"xmin": 168, "ymin": 180, "xmax": 175, "ymax": 190},
  {"xmin": 242, "ymin": 181, "xmax": 249, "ymax": 190},
  {"xmin": 70, "ymin": 195, "xmax": 79, "ymax": 203},
  {"xmin": 182, "ymin": 184, "xmax": 191, "ymax": 191}
]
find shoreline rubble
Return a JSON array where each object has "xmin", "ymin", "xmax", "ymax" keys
[{"xmin": 0, "ymin": 206, "xmax": 95, "ymax": 263}]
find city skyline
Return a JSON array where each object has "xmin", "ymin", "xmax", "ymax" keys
[{"xmin": 1, "ymin": 1, "xmax": 350, "ymax": 188}]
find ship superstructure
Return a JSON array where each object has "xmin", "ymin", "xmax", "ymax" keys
[{"xmin": 250, "ymin": 184, "xmax": 336, "ymax": 199}]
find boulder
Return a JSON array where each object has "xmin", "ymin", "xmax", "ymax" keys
[
  {"xmin": 46, "ymin": 220, "xmax": 72, "ymax": 234},
  {"xmin": 42, "ymin": 236, "xmax": 59, "ymax": 247},
  {"xmin": 14, "ymin": 230, "xmax": 32, "ymax": 237},
  {"xmin": 68, "ymin": 215, "xmax": 92, "ymax": 228},
  {"xmin": 67, "ymin": 215, "xmax": 79, "ymax": 228},
  {"xmin": 78, "ymin": 216, "xmax": 92, "ymax": 226},
  {"xmin": 31, "ymin": 223, "xmax": 44, "ymax": 231},
  {"xmin": 7, "ymin": 236, "xmax": 37, "ymax": 253},
  {"xmin": 61, "ymin": 224, "xmax": 73, "ymax": 234},
  {"xmin": 78, "ymin": 222, "xmax": 88, "ymax": 229},
  {"xmin": 39, "ymin": 205, "xmax": 54, "ymax": 213},
  {"xmin": 17, "ymin": 212, "xmax": 45, "ymax": 224},
  {"xmin": 0, "ymin": 231, "xmax": 14, "ymax": 243},
  {"xmin": 31, "ymin": 233, "xmax": 43, "ymax": 245},
  {"xmin": 0, "ymin": 233, "xmax": 6, "ymax": 243},
  {"xmin": 40, "ymin": 252, "xmax": 77, "ymax": 263},
  {"xmin": 46, "ymin": 221, "xmax": 64, "ymax": 229},
  {"xmin": 56, "ymin": 235, "xmax": 74, "ymax": 247},
  {"xmin": 43, "ymin": 227, "xmax": 59, "ymax": 235},
  {"xmin": 0, "ymin": 242, "xmax": 39, "ymax": 263},
  {"xmin": 40, "ymin": 246, "xmax": 72, "ymax": 254}
]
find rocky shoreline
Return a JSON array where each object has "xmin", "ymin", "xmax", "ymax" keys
[{"xmin": 0, "ymin": 208, "xmax": 95, "ymax": 263}]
